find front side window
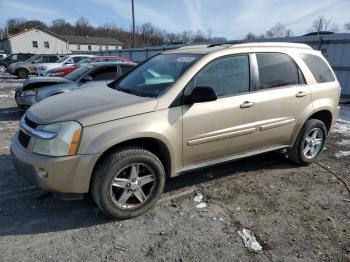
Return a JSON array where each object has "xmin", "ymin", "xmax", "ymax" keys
[
  {"xmin": 32, "ymin": 41, "xmax": 38, "ymax": 48},
  {"xmin": 300, "ymin": 54, "xmax": 335, "ymax": 83},
  {"xmin": 191, "ymin": 55, "xmax": 250, "ymax": 98},
  {"xmin": 7, "ymin": 54, "xmax": 18, "ymax": 61},
  {"xmin": 65, "ymin": 64, "xmax": 95, "ymax": 81},
  {"xmin": 115, "ymin": 53, "xmax": 201, "ymax": 97},
  {"xmin": 256, "ymin": 53, "xmax": 302, "ymax": 89},
  {"xmin": 88, "ymin": 45, "xmax": 92, "ymax": 51},
  {"xmin": 44, "ymin": 41, "xmax": 49, "ymax": 48}
]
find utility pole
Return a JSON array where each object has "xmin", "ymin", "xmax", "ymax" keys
[{"xmin": 131, "ymin": 0, "xmax": 135, "ymax": 48}]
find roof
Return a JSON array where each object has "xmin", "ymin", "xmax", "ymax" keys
[
  {"xmin": 166, "ymin": 42, "xmax": 312, "ymax": 55},
  {"xmin": 0, "ymin": 27, "xmax": 67, "ymax": 42},
  {"xmin": 62, "ymin": 35, "xmax": 122, "ymax": 45}
]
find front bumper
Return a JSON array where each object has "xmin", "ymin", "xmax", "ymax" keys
[{"xmin": 11, "ymin": 132, "xmax": 101, "ymax": 193}]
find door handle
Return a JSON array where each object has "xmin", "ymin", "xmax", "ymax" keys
[
  {"xmin": 296, "ymin": 91, "xmax": 307, "ymax": 98},
  {"xmin": 240, "ymin": 101, "xmax": 255, "ymax": 108}
]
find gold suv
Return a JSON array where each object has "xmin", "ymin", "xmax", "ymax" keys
[{"xmin": 11, "ymin": 43, "xmax": 341, "ymax": 218}]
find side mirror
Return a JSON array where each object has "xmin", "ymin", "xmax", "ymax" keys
[
  {"xmin": 82, "ymin": 75, "xmax": 93, "ymax": 82},
  {"xmin": 185, "ymin": 86, "xmax": 217, "ymax": 104}
]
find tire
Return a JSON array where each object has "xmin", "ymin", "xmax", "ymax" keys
[
  {"xmin": 288, "ymin": 119, "xmax": 327, "ymax": 165},
  {"xmin": 92, "ymin": 147, "xmax": 166, "ymax": 219},
  {"xmin": 0, "ymin": 64, "xmax": 6, "ymax": 73},
  {"xmin": 16, "ymin": 68, "xmax": 29, "ymax": 79}
]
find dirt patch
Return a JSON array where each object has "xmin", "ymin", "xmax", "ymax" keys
[{"xmin": 0, "ymin": 74, "xmax": 350, "ymax": 262}]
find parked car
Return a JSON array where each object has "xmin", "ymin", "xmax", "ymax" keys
[
  {"xmin": 36, "ymin": 54, "xmax": 95, "ymax": 76},
  {"xmin": 46, "ymin": 56, "xmax": 134, "ymax": 77},
  {"xmin": 0, "ymin": 53, "xmax": 34, "ymax": 73},
  {"xmin": 11, "ymin": 43, "xmax": 340, "ymax": 219},
  {"xmin": 15, "ymin": 62, "xmax": 135, "ymax": 109},
  {"xmin": 7, "ymin": 54, "xmax": 63, "ymax": 79}
]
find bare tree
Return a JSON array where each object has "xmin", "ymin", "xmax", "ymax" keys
[
  {"xmin": 74, "ymin": 17, "xmax": 94, "ymax": 36},
  {"xmin": 245, "ymin": 32, "xmax": 258, "ymax": 40},
  {"xmin": 51, "ymin": 19, "xmax": 74, "ymax": 35},
  {"xmin": 192, "ymin": 30, "xmax": 207, "ymax": 43},
  {"xmin": 311, "ymin": 16, "xmax": 339, "ymax": 33},
  {"xmin": 345, "ymin": 22, "xmax": 350, "ymax": 31}
]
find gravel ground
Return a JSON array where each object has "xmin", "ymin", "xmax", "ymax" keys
[{"xmin": 0, "ymin": 73, "xmax": 349, "ymax": 262}]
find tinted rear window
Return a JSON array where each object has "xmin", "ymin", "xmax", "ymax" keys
[
  {"xmin": 256, "ymin": 53, "xmax": 301, "ymax": 89},
  {"xmin": 300, "ymin": 54, "xmax": 335, "ymax": 83}
]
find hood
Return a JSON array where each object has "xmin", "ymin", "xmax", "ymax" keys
[
  {"xmin": 26, "ymin": 86, "xmax": 158, "ymax": 126},
  {"xmin": 22, "ymin": 77, "xmax": 72, "ymax": 90}
]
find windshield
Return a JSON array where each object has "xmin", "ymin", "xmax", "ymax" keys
[
  {"xmin": 65, "ymin": 64, "xmax": 95, "ymax": 81},
  {"xmin": 77, "ymin": 58, "xmax": 93, "ymax": 66},
  {"xmin": 56, "ymin": 55, "xmax": 70, "ymax": 63},
  {"xmin": 115, "ymin": 53, "xmax": 201, "ymax": 97},
  {"xmin": 25, "ymin": 55, "xmax": 39, "ymax": 63}
]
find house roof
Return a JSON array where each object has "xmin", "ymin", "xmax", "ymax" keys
[
  {"xmin": 61, "ymin": 35, "xmax": 122, "ymax": 45},
  {"xmin": 0, "ymin": 26, "xmax": 67, "ymax": 42}
]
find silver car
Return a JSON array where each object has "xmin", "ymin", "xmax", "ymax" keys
[
  {"xmin": 8, "ymin": 54, "xmax": 63, "ymax": 79},
  {"xmin": 15, "ymin": 62, "xmax": 135, "ymax": 110}
]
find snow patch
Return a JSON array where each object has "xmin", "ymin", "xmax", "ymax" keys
[
  {"xmin": 238, "ymin": 229, "xmax": 263, "ymax": 253},
  {"xmin": 335, "ymin": 151, "xmax": 350, "ymax": 158}
]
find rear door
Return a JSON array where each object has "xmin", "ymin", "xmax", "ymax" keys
[{"xmin": 247, "ymin": 52, "xmax": 312, "ymax": 148}]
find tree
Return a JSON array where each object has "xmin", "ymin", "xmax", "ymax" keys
[
  {"xmin": 311, "ymin": 16, "xmax": 339, "ymax": 33},
  {"xmin": 245, "ymin": 32, "xmax": 258, "ymax": 40},
  {"xmin": 50, "ymin": 19, "xmax": 74, "ymax": 35},
  {"xmin": 74, "ymin": 17, "xmax": 94, "ymax": 36},
  {"xmin": 192, "ymin": 30, "xmax": 207, "ymax": 43},
  {"xmin": 345, "ymin": 22, "xmax": 350, "ymax": 31}
]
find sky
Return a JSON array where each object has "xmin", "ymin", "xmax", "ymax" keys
[{"xmin": 0, "ymin": 0, "xmax": 349, "ymax": 39}]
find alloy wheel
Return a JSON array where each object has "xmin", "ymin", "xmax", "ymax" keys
[
  {"xmin": 303, "ymin": 128, "xmax": 323, "ymax": 159},
  {"xmin": 109, "ymin": 163, "xmax": 156, "ymax": 209}
]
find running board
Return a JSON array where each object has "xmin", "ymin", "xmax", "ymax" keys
[{"xmin": 176, "ymin": 145, "xmax": 289, "ymax": 176}]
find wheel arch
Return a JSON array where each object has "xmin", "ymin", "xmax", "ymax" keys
[{"xmin": 90, "ymin": 137, "xmax": 172, "ymax": 191}]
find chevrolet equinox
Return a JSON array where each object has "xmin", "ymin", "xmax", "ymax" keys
[{"xmin": 11, "ymin": 43, "xmax": 341, "ymax": 218}]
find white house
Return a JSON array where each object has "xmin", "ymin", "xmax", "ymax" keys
[
  {"xmin": 0, "ymin": 27, "xmax": 68, "ymax": 54},
  {"xmin": 0, "ymin": 27, "xmax": 123, "ymax": 55},
  {"xmin": 62, "ymin": 35, "xmax": 122, "ymax": 53}
]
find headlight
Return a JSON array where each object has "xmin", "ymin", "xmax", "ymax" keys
[
  {"xmin": 20, "ymin": 90, "xmax": 37, "ymax": 97},
  {"xmin": 33, "ymin": 121, "xmax": 82, "ymax": 156}
]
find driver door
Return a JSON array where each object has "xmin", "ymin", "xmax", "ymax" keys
[{"xmin": 182, "ymin": 54, "xmax": 259, "ymax": 166}]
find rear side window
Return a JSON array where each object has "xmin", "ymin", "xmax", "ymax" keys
[
  {"xmin": 256, "ymin": 53, "xmax": 303, "ymax": 89},
  {"xmin": 193, "ymin": 55, "xmax": 250, "ymax": 97},
  {"xmin": 300, "ymin": 54, "xmax": 335, "ymax": 83}
]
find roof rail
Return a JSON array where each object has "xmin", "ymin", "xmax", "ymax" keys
[
  {"xmin": 176, "ymin": 44, "xmax": 208, "ymax": 50},
  {"xmin": 229, "ymin": 42, "xmax": 312, "ymax": 50}
]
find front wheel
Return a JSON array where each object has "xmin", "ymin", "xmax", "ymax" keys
[
  {"xmin": 92, "ymin": 147, "xmax": 166, "ymax": 219},
  {"xmin": 288, "ymin": 119, "xmax": 327, "ymax": 165}
]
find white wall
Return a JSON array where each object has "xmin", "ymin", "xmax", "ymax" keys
[
  {"xmin": 68, "ymin": 43, "xmax": 122, "ymax": 52},
  {"xmin": 9, "ymin": 29, "xmax": 68, "ymax": 54}
]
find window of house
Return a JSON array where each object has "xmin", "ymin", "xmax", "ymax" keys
[
  {"xmin": 77, "ymin": 44, "xmax": 81, "ymax": 50},
  {"xmin": 300, "ymin": 54, "xmax": 335, "ymax": 83},
  {"xmin": 32, "ymin": 41, "xmax": 38, "ymax": 48},
  {"xmin": 105, "ymin": 46, "xmax": 109, "ymax": 50},
  {"xmin": 99, "ymin": 46, "xmax": 102, "ymax": 51},
  {"xmin": 88, "ymin": 45, "xmax": 92, "ymax": 51},
  {"xmin": 256, "ymin": 53, "xmax": 303, "ymax": 89},
  {"xmin": 44, "ymin": 41, "xmax": 49, "ymax": 48},
  {"xmin": 190, "ymin": 55, "xmax": 250, "ymax": 98}
]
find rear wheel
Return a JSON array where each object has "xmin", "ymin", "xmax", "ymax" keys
[
  {"xmin": 92, "ymin": 147, "xmax": 166, "ymax": 219},
  {"xmin": 288, "ymin": 119, "xmax": 327, "ymax": 165},
  {"xmin": 16, "ymin": 69, "xmax": 29, "ymax": 79}
]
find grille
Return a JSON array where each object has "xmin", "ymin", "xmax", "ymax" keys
[{"xmin": 18, "ymin": 131, "xmax": 31, "ymax": 148}]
